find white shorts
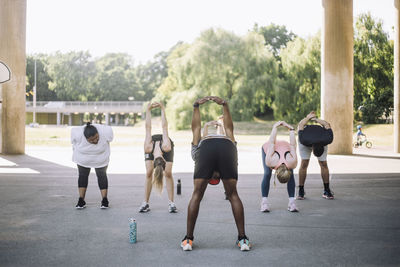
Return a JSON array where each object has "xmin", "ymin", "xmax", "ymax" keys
[{"xmin": 298, "ymin": 143, "xmax": 328, "ymax": 161}]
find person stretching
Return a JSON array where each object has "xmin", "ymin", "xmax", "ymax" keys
[
  {"xmin": 71, "ymin": 122, "xmax": 114, "ymax": 209},
  {"xmin": 139, "ymin": 102, "xmax": 177, "ymax": 213},
  {"xmin": 181, "ymin": 96, "xmax": 250, "ymax": 252},
  {"xmin": 297, "ymin": 111, "xmax": 334, "ymax": 200},
  {"xmin": 261, "ymin": 121, "xmax": 298, "ymax": 212}
]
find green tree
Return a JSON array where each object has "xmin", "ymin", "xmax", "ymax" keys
[
  {"xmin": 26, "ymin": 54, "xmax": 57, "ymax": 101},
  {"xmin": 157, "ymin": 28, "xmax": 278, "ymax": 129},
  {"xmin": 90, "ymin": 53, "xmax": 136, "ymax": 101},
  {"xmin": 46, "ymin": 51, "xmax": 95, "ymax": 101},
  {"xmin": 276, "ymin": 33, "xmax": 321, "ymax": 123},
  {"xmin": 252, "ymin": 23, "xmax": 296, "ymax": 59},
  {"xmin": 354, "ymin": 13, "xmax": 394, "ymax": 123}
]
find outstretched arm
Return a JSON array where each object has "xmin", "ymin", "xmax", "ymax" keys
[
  {"xmin": 298, "ymin": 111, "xmax": 316, "ymax": 131},
  {"xmin": 144, "ymin": 102, "xmax": 156, "ymax": 153},
  {"xmin": 192, "ymin": 97, "xmax": 209, "ymax": 145},
  {"xmin": 311, "ymin": 117, "xmax": 331, "ymax": 129},
  {"xmin": 158, "ymin": 102, "xmax": 172, "ymax": 152},
  {"xmin": 209, "ymin": 96, "xmax": 235, "ymax": 142}
]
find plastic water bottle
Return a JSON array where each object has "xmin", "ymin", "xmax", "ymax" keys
[
  {"xmin": 177, "ymin": 179, "xmax": 181, "ymax": 195},
  {"xmin": 129, "ymin": 218, "xmax": 137, "ymax": 244}
]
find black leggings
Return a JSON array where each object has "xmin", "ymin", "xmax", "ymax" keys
[{"xmin": 77, "ymin": 165, "xmax": 108, "ymax": 190}]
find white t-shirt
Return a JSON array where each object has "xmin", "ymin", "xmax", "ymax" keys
[{"xmin": 71, "ymin": 124, "xmax": 114, "ymax": 168}]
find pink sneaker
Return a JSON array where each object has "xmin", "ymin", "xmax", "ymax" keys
[
  {"xmin": 260, "ymin": 200, "xmax": 270, "ymax": 212},
  {"xmin": 288, "ymin": 201, "xmax": 299, "ymax": 212}
]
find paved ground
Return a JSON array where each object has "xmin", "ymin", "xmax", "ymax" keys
[{"xmin": 1, "ymin": 146, "xmax": 400, "ymax": 266}]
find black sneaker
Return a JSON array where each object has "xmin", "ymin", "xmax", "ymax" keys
[
  {"xmin": 76, "ymin": 197, "xmax": 86, "ymax": 209},
  {"xmin": 297, "ymin": 187, "xmax": 305, "ymax": 200},
  {"xmin": 322, "ymin": 190, "xmax": 334, "ymax": 199},
  {"xmin": 101, "ymin": 197, "xmax": 109, "ymax": 209}
]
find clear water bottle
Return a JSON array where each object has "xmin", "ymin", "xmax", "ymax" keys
[
  {"xmin": 129, "ymin": 218, "xmax": 137, "ymax": 243},
  {"xmin": 177, "ymin": 179, "xmax": 181, "ymax": 195}
]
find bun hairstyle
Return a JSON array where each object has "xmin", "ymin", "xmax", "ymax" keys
[
  {"xmin": 276, "ymin": 164, "xmax": 292, "ymax": 184},
  {"xmin": 312, "ymin": 144, "xmax": 324, "ymax": 157},
  {"xmin": 84, "ymin": 122, "xmax": 98, "ymax": 139},
  {"xmin": 153, "ymin": 157, "xmax": 166, "ymax": 194}
]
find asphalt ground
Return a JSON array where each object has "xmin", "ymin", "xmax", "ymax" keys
[{"xmin": 0, "ymin": 146, "xmax": 400, "ymax": 266}]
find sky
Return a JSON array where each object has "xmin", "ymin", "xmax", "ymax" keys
[{"xmin": 26, "ymin": 0, "xmax": 396, "ymax": 64}]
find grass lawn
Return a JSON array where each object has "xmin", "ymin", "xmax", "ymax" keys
[{"xmin": 25, "ymin": 118, "xmax": 394, "ymax": 148}]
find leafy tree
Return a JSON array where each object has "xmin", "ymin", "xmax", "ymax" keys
[
  {"xmin": 26, "ymin": 54, "xmax": 56, "ymax": 101},
  {"xmin": 89, "ymin": 53, "xmax": 136, "ymax": 101},
  {"xmin": 157, "ymin": 28, "xmax": 278, "ymax": 129},
  {"xmin": 46, "ymin": 51, "xmax": 95, "ymax": 101},
  {"xmin": 276, "ymin": 33, "xmax": 321, "ymax": 123},
  {"xmin": 252, "ymin": 23, "xmax": 296, "ymax": 59},
  {"xmin": 353, "ymin": 13, "xmax": 393, "ymax": 123}
]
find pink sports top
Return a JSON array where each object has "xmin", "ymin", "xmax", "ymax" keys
[{"xmin": 263, "ymin": 140, "xmax": 297, "ymax": 170}]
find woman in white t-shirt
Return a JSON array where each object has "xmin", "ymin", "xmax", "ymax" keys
[{"xmin": 71, "ymin": 122, "xmax": 114, "ymax": 209}]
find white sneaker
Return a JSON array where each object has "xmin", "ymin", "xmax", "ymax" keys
[
  {"xmin": 288, "ymin": 201, "xmax": 299, "ymax": 212},
  {"xmin": 260, "ymin": 200, "xmax": 270, "ymax": 212},
  {"xmin": 138, "ymin": 202, "xmax": 150, "ymax": 213},
  {"xmin": 168, "ymin": 202, "xmax": 177, "ymax": 213}
]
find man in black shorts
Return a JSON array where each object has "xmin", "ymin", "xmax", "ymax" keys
[{"xmin": 181, "ymin": 96, "xmax": 250, "ymax": 251}]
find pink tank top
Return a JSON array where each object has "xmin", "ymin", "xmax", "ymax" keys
[{"xmin": 274, "ymin": 140, "xmax": 291, "ymax": 169}]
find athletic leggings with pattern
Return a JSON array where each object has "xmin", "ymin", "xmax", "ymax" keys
[
  {"xmin": 261, "ymin": 148, "xmax": 295, "ymax": 198},
  {"xmin": 77, "ymin": 165, "xmax": 108, "ymax": 190}
]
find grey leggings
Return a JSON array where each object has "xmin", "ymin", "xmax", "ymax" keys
[{"xmin": 77, "ymin": 165, "xmax": 108, "ymax": 190}]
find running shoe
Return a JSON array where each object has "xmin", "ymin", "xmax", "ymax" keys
[
  {"xmin": 260, "ymin": 200, "xmax": 270, "ymax": 212},
  {"xmin": 287, "ymin": 201, "xmax": 299, "ymax": 212},
  {"xmin": 236, "ymin": 236, "xmax": 251, "ymax": 251},
  {"xmin": 75, "ymin": 197, "xmax": 86, "ymax": 209},
  {"xmin": 297, "ymin": 187, "xmax": 305, "ymax": 200},
  {"xmin": 101, "ymin": 197, "xmax": 109, "ymax": 209},
  {"xmin": 138, "ymin": 202, "xmax": 150, "ymax": 213},
  {"xmin": 168, "ymin": 202, "xmax": 177, "ymax": 213},
  {"xmin": 181, "ymin": 236, "xmax": 193, "ymax": 251},
  {"xmin": 322, "ymin": 190, "xmax": 334, "ymax": 199}
]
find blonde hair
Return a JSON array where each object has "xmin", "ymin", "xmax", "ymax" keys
[
  {"xmin": 276, "ymin": 164, "xmax": 291, "ymax": 184},
  {"xmin": 153, "ymin": 157, "xmax": 165, "ymax": 194}
]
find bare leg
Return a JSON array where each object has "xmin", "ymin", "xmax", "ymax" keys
[
  {"xmin": 79, "ymin": 187, "xmax": 87, "ymax": 199},
  {"xmin": 144, "ymin": 160, "xmax": 154, "ymax": 203},
  {"xmin": 222, "ymin": 179, "xmax": 245, "ymax": 237},
  {"xmin": 164, "ymin": 162, "xmax": 174, "ymax": 202},
  {"xmin": 318, "ymin": 161, "xmax": 330, "ymax": 184},
  {"xmin": 186, "ymin": 179, "xmax": 208, "ymax": 238},
  {"xmin": 299, "ymin": 159, "xmax": 310, "ymax": 186}
]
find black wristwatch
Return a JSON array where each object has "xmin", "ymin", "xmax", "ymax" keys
[{"xmin": 193, "ymin": 102, "xmax": 199, "ymax": 108}]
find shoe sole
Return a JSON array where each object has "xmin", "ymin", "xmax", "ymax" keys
[
  {"xmin": 100, "ymin": 206, "xmax": 109, "ymax": 209},
  {"xmin": 260, "ymin": 209, "xmax": 270, "ymax": 212},
  {"xmin": 169, "ymin": 209, "xmax": 177, "ymax": 213},
  {"xmin": 181, "ymin": 244, "xmax": 192, "ymax": 251},
  {"xmin": 322, "ymin": 195, "xmax": 334, "ymax": 199},
  {"xmin": 240, "ymin": 244, "xmax": 250, "ymax": 251},
  {"xmin": 139, "ymin": 208, "xmax": 150, "ymax": 213},
  {"xmin": 288, "ymin": 208, "xmax": 299, "ymax": 212},
  {"xmin": 76, "ymin": 205, "xmax": 86, "ymax": 209}
]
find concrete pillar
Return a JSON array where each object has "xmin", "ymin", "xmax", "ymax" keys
[
  {"xmin": 105, "ymin": 113, "xmax": 109, "ymax": 125},
  {"xmin": 68, "ymin": 114, "xmax": 72, "ymax": 126},
  {"xmin": 321, "ymin": 0, "xmax": 353, "ymax": 154},
  {"xmin": 116, "ymin": 114, "xmax": 120, "ymax": 125},
  {"xmin": 0, "ymin": 0, "xmax": 26, "ymax": 154},
  {"xmin": 56, "ymin": 112, "xmax": 61, "ymax": 126},
  {"xmin": 394, "ymin": 0, "xmax": 400, "ymax": 153}
]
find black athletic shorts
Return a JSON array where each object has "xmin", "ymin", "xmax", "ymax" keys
[
  {"xmin": 193, "ymin": 138, "xmax": 238, "ymax": 180},
  {"xmin": 145, "ymin": 134, "xmax": 174, "ymax": 162}
]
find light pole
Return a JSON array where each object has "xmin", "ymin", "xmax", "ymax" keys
[{"xmin": 33, "ymin": 59, "xmax": 37, "ymax": 124}]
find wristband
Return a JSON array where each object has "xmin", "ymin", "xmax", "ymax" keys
[{"xmin": 193, "ymin": 102, "xmax": 199, "ymax": 108}]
